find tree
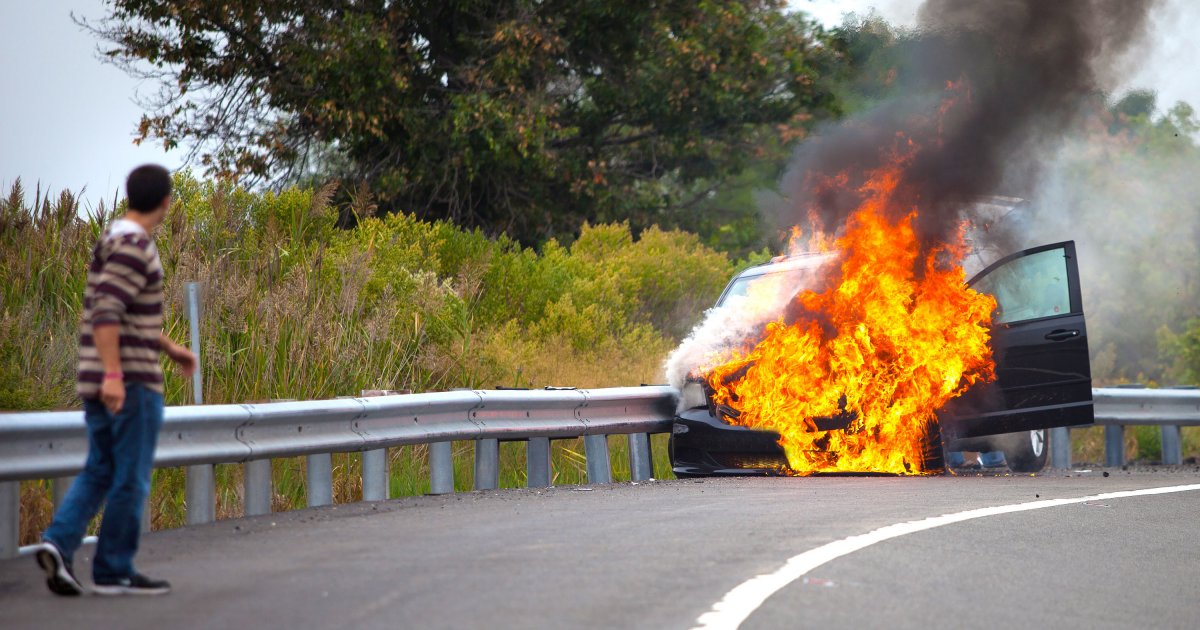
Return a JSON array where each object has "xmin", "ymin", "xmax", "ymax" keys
[
  {"xmin": 85, "ymin": 1, "xmax": 842, "ymax": 244},
  {"xmin": 1112, "ymin": 89, "xmax": 1157, "ymax": 120}
]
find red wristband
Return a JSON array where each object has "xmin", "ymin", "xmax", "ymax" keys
[{"xmin": 103, "ymin": 372, "xmax": 124, "ymax": 381}]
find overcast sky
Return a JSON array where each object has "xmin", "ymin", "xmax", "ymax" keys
[{"xmin": 1, "ymin": 0, "xmax": 1196, "ymax": 207}]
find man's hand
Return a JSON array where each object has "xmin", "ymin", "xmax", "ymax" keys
[
  {"xmin": 170, "ymin": 346, "xmax": 198, "ymax": 377},
  {"xmin": 94, "ymin": 324, "xmax": 125, "ymax": 413},
  {"xmin": 101, "ymin": 377, "xmax": 125, "ymax": 414},
  {"xmin": 160, "ymin": 333, "xmax": 197, "ymax": 377}
]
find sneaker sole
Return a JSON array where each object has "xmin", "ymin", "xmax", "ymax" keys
[
  {"xmin": 92, "ymin": 583, "xmax": 171, "ymax": 596},
  {"xmin": 34, "ymin": 547, "xmax": 83, "ymax": 597}
]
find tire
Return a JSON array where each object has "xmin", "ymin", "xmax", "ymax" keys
[
  {"xmin": 921, "ymin": 419, "xmax": 946, "ymax": 473},
  {"xmin": 999, "ymin": 429, "xmax": 1048, "ymax": 473}
]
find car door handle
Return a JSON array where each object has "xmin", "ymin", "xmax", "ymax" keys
[{"xmin": 1045, "ymin": 329, "xmax": 1080, "ymax": 341}]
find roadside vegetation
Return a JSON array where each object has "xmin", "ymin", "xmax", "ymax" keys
[
  {"xmin": 1, "ymin": 173, "xmax": 744, "ymax": 542},
  {"xmin": 2, "ymin": 173, "xmax": 743, "ymax": 409}
]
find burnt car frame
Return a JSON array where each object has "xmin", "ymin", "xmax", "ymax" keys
[{"xmin": 670, "ymin": 238, "xmax": 1093, "ymax": 475}]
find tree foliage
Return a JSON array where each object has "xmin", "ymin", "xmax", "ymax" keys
[{"xmin": 85, "ymin": 0, "xmax": 842, "ymax": 243}]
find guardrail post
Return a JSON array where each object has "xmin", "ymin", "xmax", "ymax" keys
[
  {"xmin": 52, "ymin": 476, "xmax": 74, "ymax": 509},
  {"xmin": 628, "ymin": 433, "xmax": 653, "ymax": 481},
  {"xmin": 142, "ymin": 495, "xmax": 152, "ymax": 534},
  {"xmin": 584, "ymin": 435, "xmax": 612, "ymax": 484},
  {"xmin": 1104, "ymin": 425, "xmax": 1125, "ymax": 467},
  {"xmin": 526, "ymin": 437, "xmax": 551, "ymax": 488},
  {"xmin": 185, "ymin": 281, "xmax": 204, "ymax": 405},
  {"xmin": 1050, "ymin": 427, "xmax": 1071, "ymax": 469},
  {"xmin": 244, "ymin": 459, "xmax": 272, "ymax": 516},
  {"xmin": 362, "ymin": 449, "xmax": 389, "ymax": 501},
  {"xmin": 474, "ymin": 439, "xmax": 500, "ymax": 490},
  {"xmin": 307, "ymin": 453, "xmax": 333, "ymax": 507},
  {"xmin": 0, "ymin": 481, "xmax": 17, "ymax": 559},
  {"xmin": 1161, "ymin": 425, "xmax": 1183, "ymax": 466},
  {"xmin": 186, "ymin": 464, "xmax": 215, "ymax": 525},
  {"xmin": 429, "ymin": 442, "xmax": 454, "ymax": 495}
]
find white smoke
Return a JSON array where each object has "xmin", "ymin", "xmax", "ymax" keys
[
  {"xmin": 663, "ymin": 254, "xmax": 834, "ymax": 388},
  {"xmin": 663, "ymin": 297, "xmax": 779, "ymax": 389},
  {"xmin": 1015, "ymin": 107, "xmax": 1200, "ymax": 382}
]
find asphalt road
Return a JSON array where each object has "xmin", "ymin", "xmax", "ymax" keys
[{"xmin": 2, "ymin": 467, "xmax": 1198, "ymax": 629}]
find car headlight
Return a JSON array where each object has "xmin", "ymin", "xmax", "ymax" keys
[{"xmin": 679, "ymin": 379, "xmax": 708, "ymax": 411}]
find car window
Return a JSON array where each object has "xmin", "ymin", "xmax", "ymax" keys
[
  {"xmin": 721, "ymin": 276, "xmax": 765, "ymax": 302},
  {"xmin": 971, "ymin": 248, "xmax": 1071, "ymax": 324},
  {"xmin": 719, "ymin": 268, "xmax": 809, "ymax": 307}
]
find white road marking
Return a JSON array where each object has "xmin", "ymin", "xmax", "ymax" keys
[{"xmin": 693, "ymin": 483, "xmax": 1200, "ymax": 630}]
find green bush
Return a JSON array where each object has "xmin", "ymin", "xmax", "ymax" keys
[{"xmin": 1161, "ymin": 318, "xmax": 1200, "ymax": 386}]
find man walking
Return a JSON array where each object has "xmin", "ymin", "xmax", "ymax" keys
[{"xmin": 35, "ymin": 164, "xmax": 195, "ymax": 596}]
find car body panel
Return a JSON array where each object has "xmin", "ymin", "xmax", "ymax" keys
[
  {"xmin": 670, "ymin": 407, "xmax": 786, "ymax": 476},
  {"xmin": 941, "ymin": 241, "xmax": 1094, "ymax": 440}
]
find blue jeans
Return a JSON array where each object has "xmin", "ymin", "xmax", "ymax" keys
[
  {"xmin": 946, "ymin": 450, "xmax": 1006, "ymax": 467},
  {"xmin": 43, "ymin": 383, "xmax": 164, "ymax": 581}
]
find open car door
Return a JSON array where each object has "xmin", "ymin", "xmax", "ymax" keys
[{"xmin": 941, "ymin": 241, "xmax": 1094, "ymax": 441}]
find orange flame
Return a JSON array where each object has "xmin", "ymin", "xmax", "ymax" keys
[{"xmin": 706, "ymin": 157, "xmax": 997, "ymax": 475}]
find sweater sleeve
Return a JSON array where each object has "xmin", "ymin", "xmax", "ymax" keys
[{"xmin": 91, "ymin": 236, "xmax": 151, "ymax": 326}]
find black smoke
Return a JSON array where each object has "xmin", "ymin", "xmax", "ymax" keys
[{"xmin": 774, "ymin": 0, "xmax": 1159, "ymax": 253}]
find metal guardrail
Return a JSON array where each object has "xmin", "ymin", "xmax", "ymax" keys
[
  {"xmin": 1049, "ymin": 387, "xmax": 1200, "ymax": 469},
  {"xmin": 0, "ymin": 387, "xmax": 677, "ymax": 558},
  {"xmin": 4, "ymin": 385, "xmax": 1196, "ymax": 558}
]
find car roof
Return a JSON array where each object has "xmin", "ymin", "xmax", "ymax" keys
[
  {"xmin": 732, "ymin": 251, "xmax": 838, "ymax": 280},
  {"xmin": 734, "ymin": 196, "xmax": 1029, "ymax": 282}
]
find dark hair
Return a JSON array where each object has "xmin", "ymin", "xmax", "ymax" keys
[{"xmin": 126, "ymin": 164, "xmax": 172, "ymax": 212}]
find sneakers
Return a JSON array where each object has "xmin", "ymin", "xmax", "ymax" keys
[
  {"xmin": 35, "ymin": 539, "xmax": 170, "ymax": 596},
  {"xmin": 92, "ymin": 573, "xmax": 171, "ymax": 596},
  {"xmin": 34, "ymin": 540, "xmax": 84, "ymax": 596}
]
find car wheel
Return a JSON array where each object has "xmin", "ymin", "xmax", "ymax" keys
[
  {"xmin": 922, "ymin": 419, "xmax": 946, "ymax": 473},
  {"xmin": 1000, "ymin": 429, "xmax": 1048, "ymax": 473}
]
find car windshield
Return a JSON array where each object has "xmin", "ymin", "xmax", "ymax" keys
[{"xmin": 718, "ymin": 267, "xmax": 816, "ymax": 308}]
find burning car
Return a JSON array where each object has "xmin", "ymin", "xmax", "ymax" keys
[
  {"xmin": 658, "ymin": 0, "xmax": 1153, "ymax": 477},
  {"xmin": 669, "ymin": 213, "xmax": 1093, "ymax": 476}
]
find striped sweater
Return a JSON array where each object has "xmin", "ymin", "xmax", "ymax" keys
[{"xmin": 77, "ymin": 218, "xmax": 165, "ymax": 398}]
